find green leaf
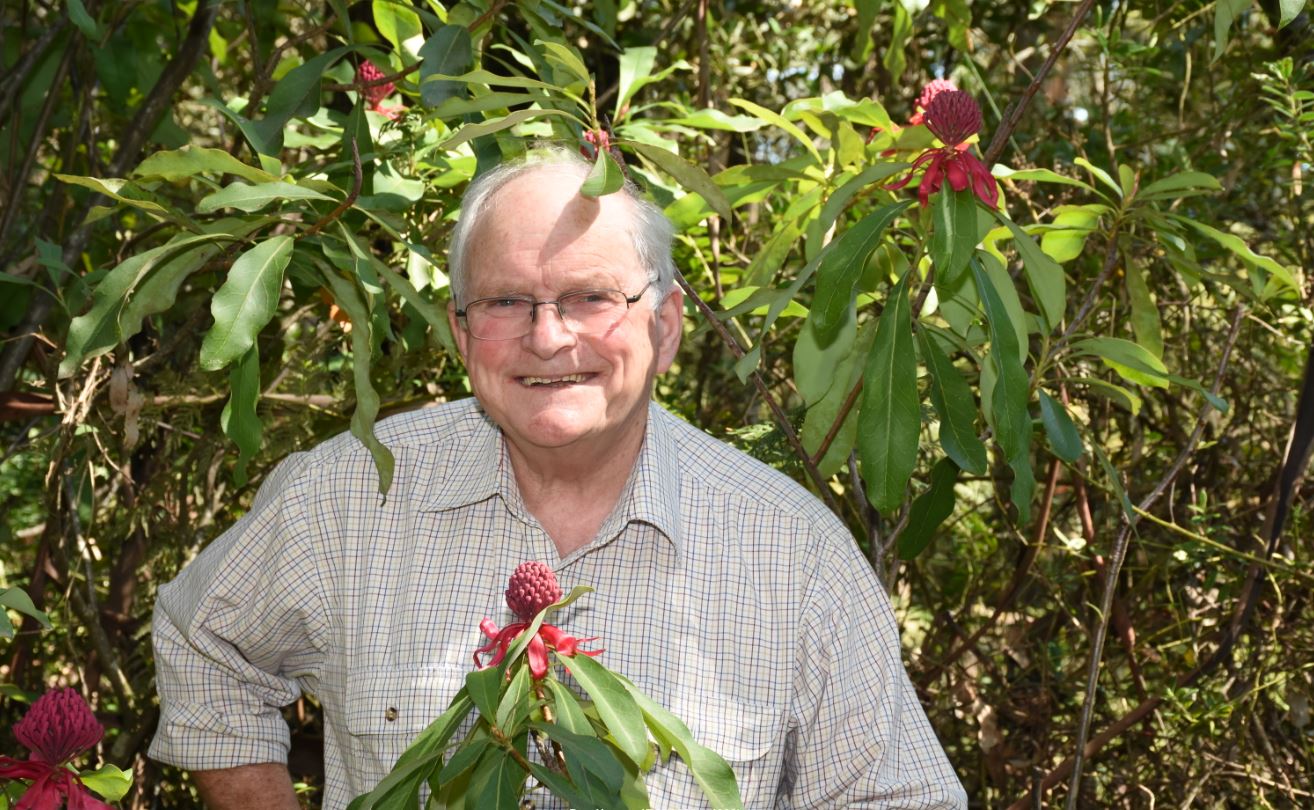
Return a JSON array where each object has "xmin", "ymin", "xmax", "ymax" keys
[
  {"xmin": 496, "ymin": 663, "xmax": 531, "ymax": 730},
  {"xmin": 399, "ymin": 688, "xmax": 476, "ymax": 763},
  {"xmin": 805, "ymin": 163, "xmax": 909, "ymax": 262},
  {"xmin": 1038, "ymin": 390, "xmax": 1083, "ymax": 463},
  {"xmin": 321, "ymin": 269, "xmax": 395, "ymax": 495},
  {"xmin": 930, "ymin": 187, "xmax": 979, "ymax": 289},
  {"xmin": 67, "ymin": 0, "xmax": 103, "ymax": 39},
  {"xmin": 1137, "ymin": 170, "xmax": 1222, "ymax": 201},
  {"xmin": 918, "ymin": 330, "xmax": 987, "ymax": 475},
  {"xmin": 53, "ymin": 174, "xmax": 170, "ymax": 216},
  {"xmin": 613, "ymin": 676, "xmax": 743, "ymax": 809},
  {"xmin": 974, "ymin": 261, "xmax": 1029, "ymax": 459},
  {"xmin": 1166, "ymin": 373, "xmax": 1229, "ymax": 413},
  {"xmin": 525, "ymin": 762, "xmax": 600, "ymax": 810},
  {"xmin": 197, "ymin": 181, "xmax": 334, "ymax": 214},
  {"xmin": 78, "ymin": 763, "xmax": 132, "ymax": 801},
  {"xmin": 336, "ymin": 224, "xmax": 455, "ymax": 354},
  {"xmin": 530, "ymin": 721, "xmax": 626, "ymax": 794},
  {"xmin": 221, "ymin": 346, "xmax": 263, "ymax": 485},
  {"xmin": 624, "ymin": 141, "xmax": 731, "ymax": 220},
  {"xmin": 536, "ymin": 40, "xmax": 590, "ymax": 84},
  {"xmin": 616, "ymin": 46, "xmax": 657, "ymax": 116},
  {"xmin": 997, "ymin": 213, "xmax": 1066, "ymax": 332},
  {"xmin": 471, "ymin": 751, "xmax": 524, "ymax": 810},
  {"xmin": 436, "ymin": 738, "xmax": 491, "ymax": 787},
  {"xmin": 665, "ymin": 108, "xmax": 766, "ymax": 132},
  {"xmin": 1074, "ymin": 157, "xmax": 1122, "ymax": 197},
  {"xmin": 439, "ymin": 108, "xmax": 580, "ymax": 149},
  {"xmin": 200, "ymin": 236, "xmax": 293, "ymax": 370},
  {"xmin": 1039, "ymin": 204, "xmax": 1107, "ymax": 265},
  {"xmin": 60, "ymin": 234, "xmax": 232, "ymax": 377},
  {"xmin": 580, "ymin": 149, "xmax": 626, "ymax": 197},
  {"xmin": 810, "ymin": 200, "xmax": 913, "ymax": 341},
  {"xmin": 795, "ymin": 310, "xmax": 857, "ymax": 406},
  {"xmin": 562, "ymin": 652, "xmax": 649, "ymax": 766},
  {"xmin": 465, "ymin": 664, "xmax": 504, "ymax": 722},
  {"xmin": 134, "ymin": 146, "xmax": 278, "ymax": 184},
  {"xmin": 0, "ymin": 587, "xmax": 51, "ymax": 630},
  {"xmin": 857, "ymin": 271, "xmax": 919, "ymax": 513},
  {"xmin": 898, "ymin": 458, "xmax": 959, "ymax": 560},
  {"xmin": 1124, "ymin": 262, "xmax": 1164, "ymax": 359},
  {"xmin": 419, "ymin": 26, "xmax": 474, "ymax": 107},
  {"xmin": 248, "ymin": 48, "xmax": 347, "ymax": 156},
  {"xmin": 992, "ymin": 164, "xmax": 1096, "ymax": 193},
  {"xmin": 544, "ymin": 678, "xmax": 594, "ymax": 736},
  {"xmin": 1214, "ymin": 0, "xmax": 1252, "ymax": 61},
  {"xmin": 374, "ymin": 0, "xmax": 422, "ymax": 50},
  {"xmin": 1170, "ymin": 216, "xmax": 1301, "ymax": 298},
  {"xmin": 1279, "ymin": 0, "xmax": 1305, "ymax": 27},
  {"xmin": 728, "ymin": 97, "xmax": 822, "ymax": 163},
  {"xmin": 1070, "ymin": 336, "xmax": 1170, "ymax": 389},
  {"xmin": 1067, "ymin": 376, "xmax": 1142, "ymax": 415}
]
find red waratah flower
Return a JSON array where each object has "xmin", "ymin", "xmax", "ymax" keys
[
  {"xmin": 474, "ymin": 563, "xmax": 603, "ymax": 680},
  {"xmin": 909, "ymin": 78, "xmax": 958, "ymax": 126},
  {"xmin": 886, "ymin": 89, "xmax": 999, "ymax": 208},
  {"xmin": 356, "ymin": 60, "xmax": 395, "ymax": 108},
  {"xmin": 0, "ymin": 688, "xmax": 113, "ymax": 810}
]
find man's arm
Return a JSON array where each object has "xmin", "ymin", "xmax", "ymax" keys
[{"xmin": 193, "ymin": 764, "xmax": 300, "ymax": 810}]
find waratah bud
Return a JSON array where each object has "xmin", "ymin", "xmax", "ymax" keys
[
  {"xmin": 505, "ymin": 561, "xmax": 563, "ymax": 620},
  {"xmin": 923, "ymin": 89, "xmax": 983, "ymax": 147}
]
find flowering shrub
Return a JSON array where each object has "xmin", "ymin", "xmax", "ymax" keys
[{"xmin": 0, "ymin": 689, "xmax": 131, "ymax": 808}]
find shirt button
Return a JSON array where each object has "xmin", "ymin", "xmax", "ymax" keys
[{"xmin": 385, "ymin": 707, "xmax": 398, "ymax": 722}]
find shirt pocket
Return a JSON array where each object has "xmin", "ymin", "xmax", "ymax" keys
[
  {"xmin": 343, "ymin": 665, "xmax": 471, "ymax": 778},
  {"xmin": 679, "ymin": 694, "xmax": 778, "ymax": 762}
]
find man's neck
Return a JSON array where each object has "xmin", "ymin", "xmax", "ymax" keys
[{"xmin": 505, "ymin": 425, "xmax": 646, "ymax": 558}]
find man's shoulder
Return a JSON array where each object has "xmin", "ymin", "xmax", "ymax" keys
[
  {"xmin": 654, "ymin": 406, "xmax": 836, "ymax": 527},
  {"xmin": 306, "ymin": 397, "xmax": 486, "ymax": 461}
]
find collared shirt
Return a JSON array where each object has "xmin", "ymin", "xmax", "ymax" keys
[{"xmin": 149, "ymin": 398, "xmax": 966, "ymax": 808}]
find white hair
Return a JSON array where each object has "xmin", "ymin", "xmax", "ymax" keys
[{"xmin": 446, "ymin": 145, "xmax": 678, "ymax": 308}]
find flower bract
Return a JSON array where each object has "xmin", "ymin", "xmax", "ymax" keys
[
  {"xmin": 0, "ymin": 689, "xmax": 112, "ymax": 810},
  {"xmin": 887, "ymin": 88, "xmax": 999, "ymax": 208}
]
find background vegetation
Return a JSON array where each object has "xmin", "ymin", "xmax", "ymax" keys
[{"xmin": 2, "ymin": 0, "xmax": 1313, "ymax": 807}]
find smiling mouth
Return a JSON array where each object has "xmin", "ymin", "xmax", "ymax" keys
[{"xmin": 518, "ymin": 373, "xmax": 592, "ymax": 387}]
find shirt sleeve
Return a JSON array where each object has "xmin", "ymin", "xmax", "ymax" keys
[
  {"xmin": 148, "ymin": 452, "xmax": 332, "ymax": 771},
  {"xmin": 784, "ymin": 516, "xmax": 968, "ymax": 809}
]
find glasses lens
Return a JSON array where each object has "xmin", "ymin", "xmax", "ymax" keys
[
  {"xmin": 466, "ymin": 298, "xmax": 533, "ymax": 340},
  {"xmin": 559, "ymin": 290, "xmax": 628, "ymax": 333}
]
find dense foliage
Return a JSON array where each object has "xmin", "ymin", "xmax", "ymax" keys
[{"xmin": 2, "ymin": 0, "xmax": 1312, "ymax": 807}]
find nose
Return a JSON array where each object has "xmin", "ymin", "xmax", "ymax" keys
[{"xmin": 523, "ymin": 301, "xmax": 578, "ymax": 356}]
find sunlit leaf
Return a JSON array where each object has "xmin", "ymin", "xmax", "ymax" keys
[
  {"xmin": 200, "ymin": 236, "xmax": 293, "ymax": 370},
  {"xmin": 857, "ymin": 270, "xmax": 919, "ymax": 513}
]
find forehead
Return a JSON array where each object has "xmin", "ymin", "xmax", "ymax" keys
[{"xmin": 464, "ymin": 168, "xmax": 644, "ymax": 292}]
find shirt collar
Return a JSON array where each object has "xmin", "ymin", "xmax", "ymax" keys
[{"xmin": 418, "ymin": 401, "xmax": 684, "ymax": 558}]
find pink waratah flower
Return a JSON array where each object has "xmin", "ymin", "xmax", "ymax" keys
[
  {"xmin": 473, "ymin": 563, "xmax": 603, "ymax": 680},
  {"xmin": 0, "ymin": 688, "xmax": 113, "ymax": 810},
  {"xmin": 886, "ymin": 89, "xmax": 999, "ymax": 208}
]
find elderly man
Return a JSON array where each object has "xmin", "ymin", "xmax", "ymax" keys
[{"xmin": 148, "ymin": 148, "xmax": 967, "ymax": 808}]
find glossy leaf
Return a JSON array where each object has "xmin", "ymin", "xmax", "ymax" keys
[
  {"xmin": 1171, "ymin": 216, "xmax": 1301, "ymax": 298},
  {"xmin": 248, "ymin": 47, "xmax": 347, "ymax": 156},
  {"xmin": 419, "ymin": 26, "xmax": 474, "ymax": 107},
  {"xmin": 973, "ymin": 262, "xmax": 1030, "ymax": 462},
  {"xmin": 537, "ymin": 40, "xmax": 591, "ymax": 84},
  {"xmin": 61, "ymin": 233, "xmax": 232, "ymax": 377},
  {"xmin": 1038, "ymin": 390, "xmax": 1083, "ymax": 462},
  {"xmin": 728, "ymin": 97, "xmax": 822, "ymax": 163},
  {"xmin": 898, "ymin": 458, "xmax": 959, "ymax": 560},
  {"xmin": 471, "ymin": 751, "xmax": 524, "ymax": 810},
  {"xmin": 0, "ymin": 587, "xmax": 51, "ymax": 633},
  {"xmin": 614, "ymin": 675, "xmax": 743, "ymax": 809},
  {"xmin": 544, "ymin": 678, "xmax": 594, "ymax": 736},
  {"xmin": 373, "ymin": 0, "xmax": 422, "ymax": 51},
  {"xmin": 929, "ymin": 187, "xmax": 979, "ymax": 289},
  {"xmin": 794, "ymin": 309, "xmax": 857, "ymax": 406},
  {"xmin": 200, "ymin": 236, "xmax": 293, "ymax": 370},
  {"xmin": 616, "ymin": 46, "xmax": 657, "ymax": 115},
  {"xmin": 857, "ymin": 271, "xmax": 919, "ymax": 513},
  {"xmin": 624, "ymin": 140, "xmax": 731, "ymax": 220},
  {"xmin": 133, "ymin": 146, "xmax": 278, "ymax": 184},
  {"xmin": 196, "ymin": 181, "xmax": 334, "ymax": 214},
  {"xmin": 1125, "ymin": 262, "xmax": 1164, "ymax": 359},
  {"xmin": 810, "ymin": 200, "xmax": 913, "ymax": 342},
  {"xmin": 918, "ymin": 329, "xmax": 987, "ymax": 475},
  {"xmin": 998, "ymin": 213, "xmax": 1066, "ymax": 332},
  {"xmin": 321, "ymin": 269, "xmax": 396, "ymax": 495},
  {"xmin": 53, "ymin": 174, "xmax": 170, "ymax": 216},
  {"xmin": 531, "ymin": 721, "xmax": 626, "ymax": 794},
  {"xmin": 1070, "ymin": 336, "xmax": 1170, "ymax": 389},
  {"xmin": 496, "ymin": 663, "xmax": 531, "ymax": 730},
  {"xmin": 1279, "ymin": 0, "xmax": 1306, "ymax": 27},
  {"xmin": 436, "ymin": 738, "xmax": 491, "ymax": 787},
  {"xmin": 221, "ymin": 346, "xmax": 262, "ymax": 485},
  {"xmin": 992, "ymin": 164, "xmax": 1096, "ymax": 193},
  {"xmin": 439, "ymin": 108, "xmax": 580, "ymax": 149},
  {"xmin": 563, "ymin": 651, "xmax": 649, "ymax": 766},
  {"xmin": 801, "ymin": 319, "xmax": 873, "ymax": 479},
  {"xmin": 464, "ymin": 664, "xmax": 504, "ymax": 722},
  {"xmin": 1137, "ymin": 170, "xmax": 1222, "ymax": 201},
  {"xmin": 78, "ymin": 763, "xmax": 132, "ymax": 801},
  {"xmin": 579, "ymin": 149, "xmax": 625, "ymax": 197}
]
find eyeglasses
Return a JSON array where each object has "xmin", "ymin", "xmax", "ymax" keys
[{"xmin": 456, "ymin": 282, "xmax": 652, "ymax": 341}]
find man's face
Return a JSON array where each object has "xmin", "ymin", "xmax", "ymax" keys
[{"xmin": 449, "ymin": 169, "xmax": 683, "ymax": 459}]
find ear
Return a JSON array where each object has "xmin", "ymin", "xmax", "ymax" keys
[
  {"xmin": 654, "ymin": 287, "xmax": 683, "ymax": 374},
  {"xmin": 448, "ymin": 300, "xmax": 469, "ymax": 361}
]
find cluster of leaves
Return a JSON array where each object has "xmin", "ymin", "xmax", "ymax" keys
[
  {"xmin": 1, "ymin": 0, "xmax": 1312, "ymax": 807},
  {"xmin": 349, "ymin": 587, "xmax": 739, "ymax": 810}
]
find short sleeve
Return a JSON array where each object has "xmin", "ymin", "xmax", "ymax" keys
[
  {"xmin": 784, "ymin": 515, "xmax": 967, "ymax": 809},
  {"xmin": 148, "ymin": 452, "xmax": 332, "ymax": 770}
]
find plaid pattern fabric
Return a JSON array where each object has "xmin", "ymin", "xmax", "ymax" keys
[{"xmin": 149, "ymin": 398, "xmax": 966, "ymax": 808}]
